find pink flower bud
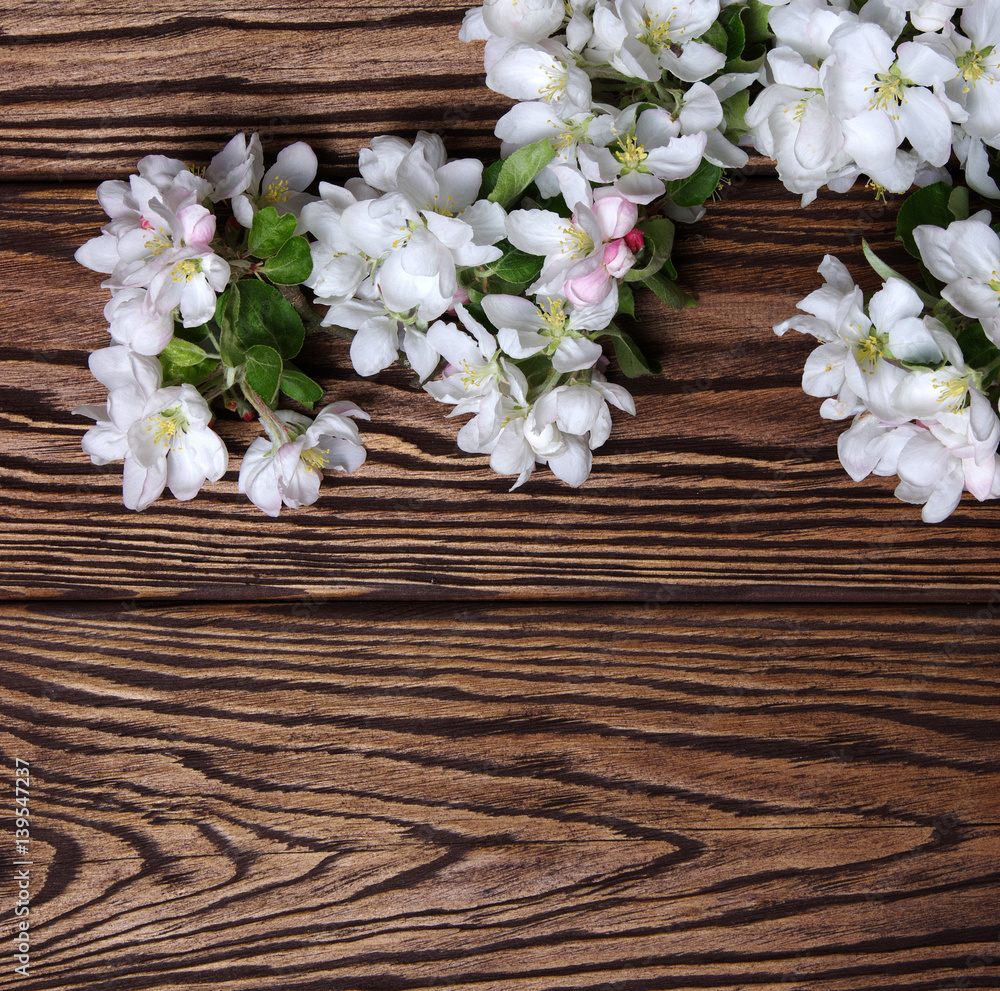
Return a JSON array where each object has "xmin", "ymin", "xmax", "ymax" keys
[
  {"xmin": 447, "ymin": 287, "xmax": 471, "ymax": 314},
  {"xmin": 624, "ymin": 228, "xmax": 645, "ymax": 253}
]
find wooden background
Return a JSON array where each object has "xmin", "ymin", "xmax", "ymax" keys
[{"xmin": 1, "ymin": 2, "xmax": 998, "ymax": 989}]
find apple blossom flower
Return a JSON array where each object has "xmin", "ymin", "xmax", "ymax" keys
[
  {"xmin": 231, "ymin": 135, "xmax": 318, "ymax": 230},
  {"xmin": 76, "ymin": 346, "xmax": 228, "ymax": 511},
  {"xmin": 913, "ymin": 211, "xmax": 1000, "ymax": 343},
  {"xmin": 238, "ymin": 402, "xmax": 369, "ymax": 517}
]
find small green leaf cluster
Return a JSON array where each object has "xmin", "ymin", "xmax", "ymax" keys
[{"xmin": 158, "ymin": 206, "xmax": 324, "ymax": 417}]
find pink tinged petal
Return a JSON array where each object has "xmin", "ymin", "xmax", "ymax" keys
[
  {"xmin": 564, "ymin": 264, "xmax": 614, "ymax": 309},
  {"xmin": 592, "ymin": 191, "xmax": 638, "ymax": 240},
  {"xmin": 546, "ymin": 434, "xmax": 592, "ymax": 487},
  {"xmin": 965, "ymin": 456, "xmax": 999, "ymax": 501},
  {"xmin": 176, "ymin": 203, "xmax": 216, "ymax": 246},
  {"xmin": 603, "ymin": 239, "xmax": 634, "ymax": 279},
  {"xmin": 122, "ymin": 455, "xmax": 167, "ymax": 511}
]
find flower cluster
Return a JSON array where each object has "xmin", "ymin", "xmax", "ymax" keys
[
  {"xmin": 297, "ymin": 0, "xmax": 771, "ymax": 489},
  {"xmin": 74, "ymin": 134, "xmax": 369, "ymax": 514},
  {"xmin": 776, "ymin": 184, "xmax": 1000, "ymax": 521},
  {"xmin": 747, "ymin": 0, "xmax": 1000, "ymax": 205}
]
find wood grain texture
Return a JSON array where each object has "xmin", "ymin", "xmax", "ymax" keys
[
  {"xmin": 0, "ymin": 1, "xmax": 507, "ymax": 180},
  {"xmin": 3, "ymin": 174, "xmax": 999, "ymax": 601},
  {"xmin": 1, "ymin": 602, "xmax": 998, "ymax": 990}
]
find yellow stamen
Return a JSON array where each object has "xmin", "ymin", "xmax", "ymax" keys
[
  {"xmin": 171, "ymin": 258, "xmax": 202, "ymax": 282},
  {"xmin": 300, "ymin": 446, "xmax": 330, "ymax": 470},
  {"xmin": 614, "ymin": 134, "xmax": 649, "ymax": 173},
  {"xmin": 264, "ymin": 175, "xmax": 292, "ymax": 204}
]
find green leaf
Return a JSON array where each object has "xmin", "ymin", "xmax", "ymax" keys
[
  {"xmin": 718, "ymin": 5, "xmax": 745, "ymax": 60},
  {"xmin": 617, "ymin": 282, "xmax": 635, "ymax": 319},
  {"xmin": 666, "ymin": 159, "xmax": 722, "ymax": 208},
  {"xmin": 955, "ymin": 322, "xmax": 1000, "ymax": 371},
  {"xmin": 280, "ymin": 365, "xmax": 325, "ymax": 407},
  {"xmin": 625, "ymin": 217, "xmax": 676, "ymax": 283},
  {"xmin": 243, "ymin": 344, "xmax": 283, "ymax": 405},
  {"xmin": 696, "ymin": 19, "xmax": 729, "ymax": 56},
  {"xmin": 492, "ymin": 243, "xmax": 544, "ymax": 285},
  {"xmin": 721, "ymin": 90, "xmax": 751, "ymax": 142},
  {"xmin": 263, "ymin": 235, "xmax": 313, "ymax": 285},
  {"xmin": 861, "ymin": 239, "xmax": 938, "ymax": 308},
  {"xmin": 161, "ymin": 336, "xmax": 210, "ymax": 367},
  {"xmin": 485, "ymin": 275, "xmax": 533, "ymax": 297},
  {"xmin": 248, "ymin": 206, "xmax": 298, "ymax": 258},
  {"xmin": 599, "ymin": 322, "xmax": 661, "ymax": 377},
  {"xmin": 742, "ymin": 0, "xmax": 772, "ymax": 49},
  {"xmin": 947, "ymin": 185, "xmax": 969, "ymax": 222},
  {"xmin": 642, "ymin": 271, "xmax": 697, "ymax": 310},
  {"xmin": 895, "ymin": 182, "xmax": 954, "ymax": 258},
  {"xmin": 234, "ymin": 280, "xmax": 305, "ymax": 359},
  {"xmin": 487, "ymin": 138, "xmax": 556, "ymax": 210},
  {"xmin": 478, "ymin": 159, "xmax": 503, "ymax": 201},
  {"xmin": 158, "ymin": 353, "xmax": 219, "ymax": 388},
  {"xmin": 215, "ymin": 288, "xmax": 244, "ymax": 367},
  {"xmin": 171, "ymin": 321, "xmax": 211, "ymax": 345}
]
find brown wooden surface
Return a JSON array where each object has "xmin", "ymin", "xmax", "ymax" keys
[
  {"xmin": 1, "ymin": 4, "xmax": 998, "ymax": 990},
  {"xmin": 1, "ymin": 603, "xmax": 999, "ymax": 990}
]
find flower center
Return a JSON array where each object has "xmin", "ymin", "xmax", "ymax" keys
[
  {"xmin": 854, "ymin": 329, "xmax": 887, "ymax": 372},
  {"xmin": 300, "ymin": 446, "xmax": 330, "ymax": 471},
  {"xmin": 932, "ymin": 374, "xmax": 969, "ymax": 413},
  {"xmin": 538, "ymin": 297, "xmax": 571, "ymax": 340},
  {"xmin": 868, "ymin": 66, "xmax": 908, "ymax": 116},
  {"xmin": 558, "ymin": 223, "xmax": 594, "ymax": 259},
  {"xmin": 143, "ymin": 229, "xmax": 171, "ymax": 257},
  {"xmin": 537, "ymin": 64, "xmax": 567, "ymax": 102},
  {"xmin": 957, "ymin": 45, "xmax": 995, "ymax": 93},
  {"xmin": 171, "ymin": 258, "xmax": 203, "ymax": 282},
  {"xmin": 614, "ymin": 134, "xmax": 649, "ymax": 173},
  {"xmin": 264, "ymin": 175, "xmax": 292, "ymax": 204},
  {"xmin": 150, "ymin": 406, "xmax": 189, "ymax": 447},
  {"xmin": 638, "ymin": 13, "xmax": 674, "ymax": 55}
]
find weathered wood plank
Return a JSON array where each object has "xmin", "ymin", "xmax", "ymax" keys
[
  {"xmin": 0, "ymin": 2, "xmax": 506, "ymax": 180},
  {"xmin": 1, "ymin": 603, "xmax": 997, "ymax": 990},
  {"xmin": 2, "ymin": 177, "xmax": 999, "ymax": 601}
]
